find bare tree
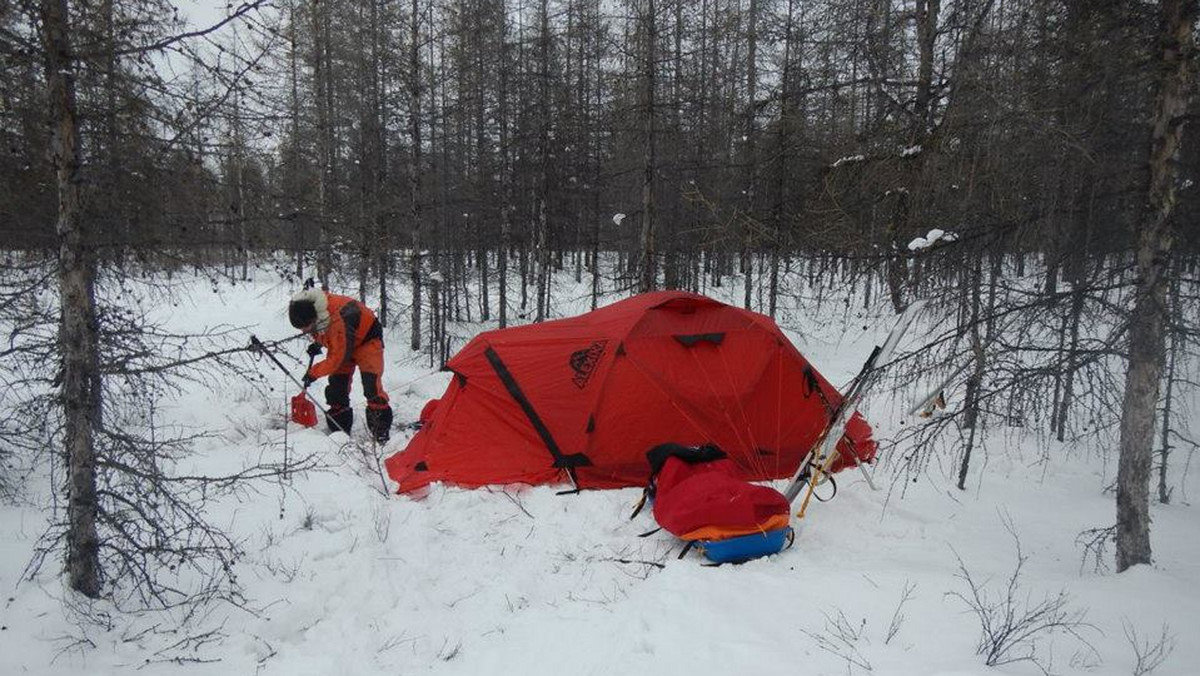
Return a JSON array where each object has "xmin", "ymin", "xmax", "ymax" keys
[
  {"xmin": 1116, "ymin": 0, "xmax": 1197, "ymax": 573},
  {"xmin": 40, "ymin": 0, "xmax": 102, "ymax": 598}
]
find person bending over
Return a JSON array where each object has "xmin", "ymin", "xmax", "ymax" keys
[{"xmin": 289, "ymin": 287, "xmax": 393, "ymax": 443}]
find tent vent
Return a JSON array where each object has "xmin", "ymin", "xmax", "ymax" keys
[{"xmin": 674, "ymin": 332, "xmax": 724, "ymax": 347}]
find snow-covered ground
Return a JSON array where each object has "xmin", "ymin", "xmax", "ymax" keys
[{"xmin": 1, "ymin": 264, "xmax": 1197, "ymax": 676}]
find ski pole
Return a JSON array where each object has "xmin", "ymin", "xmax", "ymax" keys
[{"xmin": 851, "ymin": 452, "xmax": 878, "ymax": 491}]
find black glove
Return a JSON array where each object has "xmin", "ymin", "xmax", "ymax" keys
[
  {"xmin": 301, "ymin": 372, "xmax": 316, "ymax": 388},
  {"xmin": 306, "ymin": 342, "xmax": 323, "ymax": 357}
]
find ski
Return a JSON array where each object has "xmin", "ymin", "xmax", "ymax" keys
[{"xmin": 783, "ymin": 299, "xmax": 928, "ymax": 504}]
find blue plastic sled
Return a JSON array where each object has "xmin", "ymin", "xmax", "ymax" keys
[{"xmin": 699, "ymin": 527, "xmax": 793, "ymax": 564}]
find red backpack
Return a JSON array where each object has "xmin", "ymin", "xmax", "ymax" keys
[{"xmin": 637, "ymin": 443, "xmax": 792, "ymax": 563}]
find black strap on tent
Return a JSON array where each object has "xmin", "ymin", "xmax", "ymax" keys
[
  {"xmin": 802, "ymin": 365, "xmax": 834, "ymax": 414},
  {"xmin": 483, "ymin": 347, "xmax": 592, "ymax": 481}
]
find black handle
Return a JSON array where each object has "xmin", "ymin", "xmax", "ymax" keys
[{"xmin": 303, "ymin": 354, "xmax": 316, "ymax": 390}]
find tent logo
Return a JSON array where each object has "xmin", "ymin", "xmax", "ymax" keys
[{"xmin": 570, "ymin": 341, "xmax": 607, "ymax": 389}]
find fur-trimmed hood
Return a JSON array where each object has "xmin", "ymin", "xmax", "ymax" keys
[{"xmin": 291, "ymin": 288, "xmax": 331, "ymax": 332}]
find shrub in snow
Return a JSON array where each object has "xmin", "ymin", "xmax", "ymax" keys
[
  {"xmin": 1124, "ymin": 622, "xmax": 1176, "ymax": 676},
  {"xmin": 950, "ymin": 527, "xmax": 1096, "ymax": 672}
]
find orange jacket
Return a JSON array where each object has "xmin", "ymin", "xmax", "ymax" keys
[{"xmin": 307, "ymin": 293, "xmax": 381, "ymax": 379}]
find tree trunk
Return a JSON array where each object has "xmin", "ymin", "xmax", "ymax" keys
[
  {"xmin": 638, "ymin": 0, "xmax": 657, "ymax": 293},
  {"xmin": 498, "ymin": 0, "xmax": 511, "ymax": 329},
  {"xmin": 959, "ymin": 256, "xmax": 985, "ymax": 490},
  {"xmin": 589, "ymin": 0, "xmax": 602, "ymax": 310},
  {"xmin": 409, "ymin": 0, "xmax": 423, "ymax": 351},
  {"xmin": 520, "ymin": 244, "xmax": 529, "ymax": 315},
  {"xmin": 742, "ymin": 0, "xmax": 759, "ymax": 311},
  {"xmin": 429, "ymin": 280, "xmax": 441, "ymax": 367},
  {"xmin": 230, "ymin": 29, "xmax": 249, "ymax": 283},
  {"xmin": 42, "ymin": 0, "xmax": 101, "ymax": 599},
  {"xmin": 886, "ymin": 192, "xmax": 909, "ymax": 314},
  {"xmin": 1115, "ymin": 0, "xmax": 1196, "ymax": 573},
  {"xmin": 1157, "ymin": 266, "xmax": 1180, "ymax": 504},
  {"xmin": 591, "ymin": 196, "xmax": 601, "ymax": 309},
  {"xmin": 1055, "ymin": 273, "xmax": 1087, "ymax": 441},
  {"xmin": 768, "ymin": 0, "xmax": 798, "ymax": 320},
  {"xmin": 372, "ymin": 0, "xmax": 389, "ymax": 327},
  {"xmin": 288, "ymin": 0, "xmax": 304, "ymax": 279},
  {"xmin": 914, "ymin": 0, "xmax": 941, "ymax": 135},
  {"xmin": 313, "ymin": 0, "xmax": 334, "ymax": 288},
  {"xmin": 534, "ymin": 0, "xmax": 551, "ymax": 323}
]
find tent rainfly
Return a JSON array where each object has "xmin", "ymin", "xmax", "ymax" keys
[{"xmin": 385, "ymin": 291, "xmax": 876, "ymax": 492}]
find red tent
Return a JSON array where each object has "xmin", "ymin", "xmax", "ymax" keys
[{"xmin": 385, "ymin": 291, "xmax": 876, "ymax": 493}]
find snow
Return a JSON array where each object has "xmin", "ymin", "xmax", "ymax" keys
[
  {"xmin": 831, "ymin": 154, "xmax": 866, "ymax": 168},
  {"xmin": 0, "ymin": 266, "xmax": 1197, "ymax": 676},
  {"xmin": 612, "ymin": 213, "xmax": 626, "ymax": 226},
  {"xmin": 908, "ymin": 228, "xmax": 959, "ymax": 251},
  {"xmin": 900, "ymin": 145, "xmax": 923, "ymax": 157}
]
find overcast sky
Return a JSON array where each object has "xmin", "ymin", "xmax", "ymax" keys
[{"xmin": 173, "ymin": 0, "xmax": 233, "ymax": 31}]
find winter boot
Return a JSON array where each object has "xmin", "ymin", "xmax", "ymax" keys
[
  {"xmin": 326, "ymin": 404, "xmax": 354, "ymax": 435},
  {"xmin": 366, "ymin": 406, "xmax": 393, "ymax": 444}
]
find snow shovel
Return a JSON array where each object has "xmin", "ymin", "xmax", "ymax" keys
[{"xmin": 291, "ymin": 355, "xmax": 319, "ymax": 427}]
